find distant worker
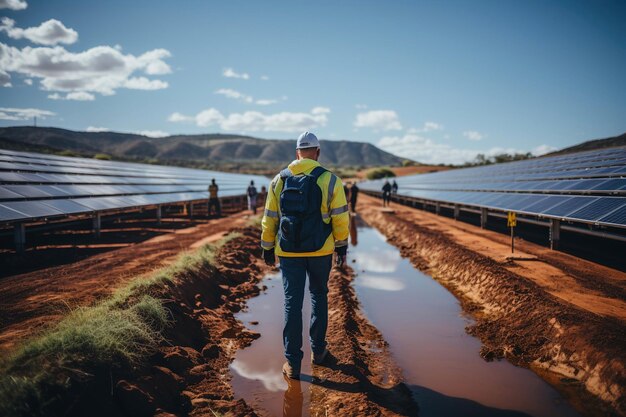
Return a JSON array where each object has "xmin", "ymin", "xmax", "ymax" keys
[
  {"xmin": 343, "ymin": 182, "xmax": 351, "ymax": 205},
  {"xmin": 208, "ymin": 178, "xmax": 221, "ymax": 216},
  {"xmin": 350, "ymin": 182, "xmax": 359, "ymax": 212},
  {"xmin": 247, "ymin": 180, "xmax": 258, "ymax": 215},
  {"xmin": 261, "ymin": 131, "xmax": 349, "ymax": 380},
  {"xmin": 392, "ymin": 180, "xmax": 398, "ymax": 194},
  {"xmin": 382, "ymin": 179, "xmax": 392, "ymax": 207}
]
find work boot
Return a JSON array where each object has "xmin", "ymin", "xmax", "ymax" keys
[
  {"xmin": 282, "ymin": 361, "xmax": 300, "ymax": 380},
  {"xmin": 311, "ymin": 348, "xmax": 329, "ymax": 365}
]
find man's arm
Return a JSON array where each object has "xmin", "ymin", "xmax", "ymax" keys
[
  {"xmin": 260, "ymin": 175, "xmax": 281, "ymax": 264},
  {"xmin": 329, "ymin": 175, "xmax": 349, "ymax": 266}
]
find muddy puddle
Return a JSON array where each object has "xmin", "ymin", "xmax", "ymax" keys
[
  {"xmin": 230, "ymin": 271, "xmax": 317, "ymax": 416},
  {"xmin": 230, "ymin": 224, "xmax": 582, "ymax": 417}
]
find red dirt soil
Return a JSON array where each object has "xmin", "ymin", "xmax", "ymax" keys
[
  {"xmin": 0, "ymin": 213, "xmax": 250, "ymax": 352},
  {"xmin": 357, "ymin": 193, "xmax": 626, "ymax": 417}
]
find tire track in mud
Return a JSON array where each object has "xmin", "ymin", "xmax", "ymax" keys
[{"xmin": 357, "ymin": 195, "xmax": 626, "ymax": 417}]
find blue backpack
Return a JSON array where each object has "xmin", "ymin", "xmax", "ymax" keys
[{"xmin": 278, "ymin": 166, "xmax": 333, "ymax": 253}]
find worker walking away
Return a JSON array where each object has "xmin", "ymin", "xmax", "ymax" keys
[
  {"xmin": 261, "ymin": 131, "xmax": 349, "ymax": 380},
  {"xmin": 382, "ymin": 179, "xmax": 392, "ymax": 207},
  {"xmin": 208, "ymin": 178, "xmax": 221, "ymax": 216},
  {"xmin": 392, "ymin": 179, "xmax": 398, "ymax": 194},
  {"xmin": 247, "ymin": 180, "xmax": 258, "ymax": 215},
  {"xmin": 350, "ymin": 182, "xmax": 359, "ymax": 213}
]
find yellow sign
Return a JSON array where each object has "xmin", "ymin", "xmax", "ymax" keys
[{"xmin": 507, "ymin": 212, "xmax": 517, "ymax": 227}]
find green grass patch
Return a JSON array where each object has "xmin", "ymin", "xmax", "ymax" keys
[
  {"xmin": 0, "ymin": 231, "xmax": 241, "ymax": 417},
  {"xmin": 365, "ymin": 167, "xmax": 396, "ymax": 180}
]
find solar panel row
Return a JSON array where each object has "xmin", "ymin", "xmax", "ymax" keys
[
  {"xmin": 360, "ymin": 146, "xmax": 626, "ymax": 229},
  {"xmin": 0, "ymin": 148, "xmax": 269, "ymax": 224}
]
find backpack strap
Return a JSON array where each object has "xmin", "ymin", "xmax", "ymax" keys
[{"xmin": 309, "ymin": 166, "xmax": 327, "ymax": 180}]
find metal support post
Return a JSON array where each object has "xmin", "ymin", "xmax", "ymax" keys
[
  {"xmin": 156, "ymin": 205, "xmax": 162, "ymax": 225},
  {"xmin": 189, "ymin": 202, "xmax": 194, "ymax": 219},
  {"xmin": 454, "ymin": 205, "xmax": 460, "ymax": 220},
  {"xmin": 14, "ymin": 223, "xmax": 25, "ymax": 253},
  {"xmin": 480, "ymin": 208, "xmax": 488, "ymax": 229},
  {"xmin": 93, "ymin": 212, "xmax": 101, "ymax": 238},
  {"xmin": 549, "ymin": 219, "xmax": 561, "ymax": 250},
  {"xmin": 435, "ymin": 202, "xmax": 441, "ymax": 215}
]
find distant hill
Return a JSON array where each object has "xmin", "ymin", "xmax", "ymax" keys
[
  {"xmin": 546, "ymin": 132, "xmax": 626, "ymax": 156},
  {"xmin": 0, "ymin": 127, "xmax": 407, "ymax": 173}
]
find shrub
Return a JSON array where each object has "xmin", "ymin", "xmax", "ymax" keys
[
  {"xmin": 365, "ymin": 167, "xmax": 396, "ymax": 180},
  {"xmin": 93, "ymin": 153, "xmax": 111, "ymax": 160}
]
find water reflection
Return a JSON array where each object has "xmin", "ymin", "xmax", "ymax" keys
[
  {"xmin": 352, "ymin": 224, "xmax": 581, "ymax": 417},
  {"xmin": 283, "ymin": 377, "xmax": 303, "ymax": 417}
]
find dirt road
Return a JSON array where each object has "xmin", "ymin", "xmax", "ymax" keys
[{"xmin": 357, "ymin": 193, "xmax": 626, "ymax": 416}]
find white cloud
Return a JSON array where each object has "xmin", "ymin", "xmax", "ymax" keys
[
  {"xmin": 0, "ymin": 106, "xmax": 54, "ymax": 120},
  {"xmin": 215, "ymin": 88, "xmax": 253, "ymax": 103},
  {"xmin": 311, "ymin": 106, "xmax": 330, "ymax": 115},
  {"xmin": 86, "ymin": 126, "xmax": 109, "ymax": 132},
  {"xmin": 0, "ymin": 18, "xmax": 78, "ymax": 45},
  {"xmin": 463, "ymin": 130, "xmax": 484, "ymax": 141},
  {"xmin": 0, "ymin": 42, "xmax": 172, "ymax": 98},
  {"xmin": 354, "ymin": 110, "xmax": 402, "ymax": 131},
  {"xmin": 355, "ymin": 104, "xmax": 368, "ymax": 110},
  {"xmin": 533, "ymin": 144, "xmax": 557, "ymax": 155},
  {"xmin": 215, "ymin": 88, "xmax": 285, "ymax": 106},
  {"xmin": 255, "ymin": 99, "xmax": 277, "ymax": 106},
  {"xmin": 222, "ymin": 67, "xmax": 249, "ymax": 80},
  {"xmin": 169, "ymin": 107, "xmax": 330, "ymax": 133},
  {"xmin": 124, "ymin": 76, "xmax": 168, "ymax": 90},
  {"xmin": 48, "ymin": 91, "xmax": 95, "ymax": 101},
  {"xmin": 196, "ymin": 108, "xmax": 224, "ymax": 127},
  {"xmin": 167, "ymin": 112, "xmax": 194, "ymax": 123},
  {"xmin": 260, "ymin": 75, "xmax": 269, "ymax": 81},
  {"xmin": 137, "ymin": 130, "xmax": 168, "ymax": 138},
  {"xmin": 378, "ymin": 133, "xmax": 550, "ymax": 165},
  {"xmin": 23, "ymin": 78, "xmax": 32, "ymax": 85},
  {"xmin": 0, "ymin": 0, "xmax": 27, "ymax": 10}
]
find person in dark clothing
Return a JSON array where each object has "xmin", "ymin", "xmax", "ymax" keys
[
  {"xmin": 382, "ymin": 179, "xmax": 392, "ymax": 207},
  {"xmin": 392, "ymin": 180, "xmax": 398, "ymax": 194},
  {"xmin": 343, "ymin": 183, "xmax": 351, "ymax": 206},
  {"xmin": 247, "ymin": 180, "xmax": 258, "ymax": 214},
  {"xmin": 208, "ymin": 178, "xmax": 221, "ymax": 216},
  {"xmin": 350, "ymin": 182, "xmax": 359, "ymax": 212}
]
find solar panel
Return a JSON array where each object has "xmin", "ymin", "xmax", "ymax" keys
[
  {"xmin": 598, "ymin": 206, "xmax": 626, "ymax": 226},
  {"xmin": 541, "ymin": 196, "xmax": 598, "ymax": 217},
  {"xmin": 0, "ymin": 186, "xmax": 25, "ymax": 200},
  {"xmin": 1, "ymin": 201, "xmax": 64, "ymax": 218},
  {"xmin": 0, "ymin": 204, "xmax": 30, "ymax": 221},
  {"xmin": 567, "ymin": 198, "xmax": 626, "ymax": 222},
  {"xmin": 40, "ymin": 199, "xmax": 93, "ymax": 214}
]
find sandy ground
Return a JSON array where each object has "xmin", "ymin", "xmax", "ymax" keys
[
  {"xmin": 0, "ymin": 213, "xmax": 250, "ymax": 352},
  {"xmin": 357, "ymin": 193, "xmax": 626, "ymax": 417}
]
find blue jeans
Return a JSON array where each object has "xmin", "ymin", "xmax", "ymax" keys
[{"xmin": 279, "ymin": 255, "xmax": 332, "ymax": 369}]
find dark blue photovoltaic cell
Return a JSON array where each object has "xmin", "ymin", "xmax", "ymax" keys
[
  {"xmin": 520, "ymin": 196, "xmax": 570, "ymax": 213},
  {"xmin": 0, "ymin": 201, "xmax": 64, "ymax": 218},
  {"xmin": 593, "ymin": 179, "xmax": 626, "ymax": 191},
  {"xmin": 567, "ymin": 198, "xmax": 626, "ymax": 222},
  {"xmin": 3, "ymin": 185, "xmax": 56, "ymax": 198},
  {"xmin": 541, "ymin": 197, "xmax": 598, "ymax": 216},
  {"xmin": 0, "ymin": 204, "xmax": 30, "ymax": 221},
  {"xmin": 41, "ymin": 199, "xmax": 93, "ymax": 214},
  {"xmin": 0, "ymin": 186, "xmax": 24, "ymax": 200},
  {"xmin": 598, "ymin": 206, "xmax": 626, "ymax": 226}
]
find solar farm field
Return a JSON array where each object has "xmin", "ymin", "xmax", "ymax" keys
[{"xmin": 0, "ymin": 147, "xmax": 625, "ymax": 417}]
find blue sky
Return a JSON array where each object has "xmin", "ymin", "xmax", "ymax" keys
[{"xmin": 1, "ymin": 0, "xmax": 625, "ymax": 164}]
